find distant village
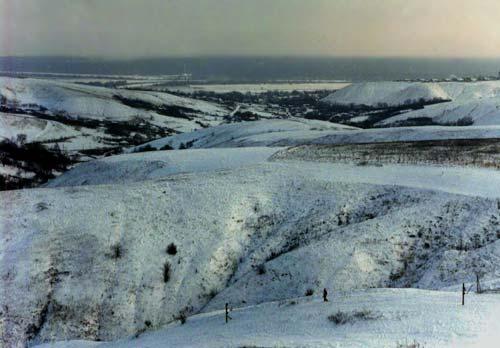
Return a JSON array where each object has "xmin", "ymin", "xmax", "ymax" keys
[{"xmin": 398, "ymin": 72, "xmax": 500, "ymax": 83}]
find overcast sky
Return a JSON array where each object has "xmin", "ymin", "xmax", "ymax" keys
[{"xmin": 2, "ymin": 0, "xmax": 500, "ymax": 58}]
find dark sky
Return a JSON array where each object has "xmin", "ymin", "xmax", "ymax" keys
[{"xmin": 2, "ymin": 0, "xmax": 500, "ymax": 58}]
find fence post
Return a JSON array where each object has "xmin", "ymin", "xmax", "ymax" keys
[{"xmin": 462, "ymin": 283, "xmax": 465, "ymax": 306}]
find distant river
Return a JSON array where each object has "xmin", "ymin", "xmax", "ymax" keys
[{"xmin": 1, "ymin": 56, "xmax": 500, "ymax": 82}]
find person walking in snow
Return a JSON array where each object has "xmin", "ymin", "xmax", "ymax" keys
[
  {"xmin": 323, "ymin": 288, "xmax": 329, "ymax": 302},
  {"xmin": 225, "ymin": 303, "xmax": 232, "ymax": 323}
]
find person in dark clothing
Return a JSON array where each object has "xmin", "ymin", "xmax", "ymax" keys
[
  {"xmin": 225, "ymin": 303, "xmax": 232, "ymax": 323},
  {"xmin": 323, "ymin": 288, "xmax": 329, "ymax": 302}
]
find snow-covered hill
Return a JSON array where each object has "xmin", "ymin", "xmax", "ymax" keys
[
  {"xmin": 323, "ymin": 81, "xmax": 500, "ymax": 126},
  {"xmin": 322, "ymin": 82, "xmax": 450, "ymax": 107},
  {"xmin": 35, "ymin": 289, "xmax": 500, "ymax": 348},
  {"xmin": 0, "ymin": 77, "xmax": 228, "ymax": 122},
  {"xmin": 129, "ymin": 118, "xmax": 357, "ymax": 151},
  {"xmin": 0, "ymin": 112, "xmax": 108, "ymax": 151},
  {"xmin": 0, "ymin": 77, "xmax": 230, "ymax": 153},
  {"xmin": 2, "ymin": 159, "xmax": 500, "ymax": 347},
  {"xmin": 46, "ymin": 147, "xmax": 280, "ymax": 187},
  {"xmin": 311, "ymin": 125, "xmax": 500, "ymax": 145},
  {"xmin": 0, "ymin": 76, "xmax": 239, "ymax": 188},
  {"xmin": 130, "ymin": 119, "xmax": 500, "ymax": 152},
  {"xmin": 379, "ymin": 95, "xmax": 500, "ymax": 126}
]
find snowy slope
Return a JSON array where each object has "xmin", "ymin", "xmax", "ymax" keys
[
  {"xmin": 48, "ymin": 151, "xmax": 500, "ymax": 198},
  {"xmin": 129, "ymin": 118, "xmax": 357, "ymax": 151},
  {"xmin": 35, "ymin": 289, "xmax": 500, "ymax": 348},
  {"xmin": 47, "ymin": 147, "xmax": 280, "ymax": 187},
  {"xmin": 322, "ymin": 82, "xmax": 450, "ymax": 107},
  {"xmin": 2, "ymin": 161, "xmax": 500, "ymax": 346},
  {"xmin": 0, "ymin": 77, "xmax": 233, "ymax": 155},
  {"xmin": 311, "ymin": 125, "xmax": 500, "ymax": 145},
  {"xmin": 0, "ymin": 77, "xmax": 228, "ymax": 122},
  {"xmin": 379, "ymin": 96, "xmax": 500, "ymax": 126},
  {"xmin": 0, "ymin": 112, "xmax": 110, "ymax": 151},
  {"xmin": 322, "ymin": 81, "xmax": 500, "ymax": 126},
  {"xmin": 0, "ymin": 112, "xmax": 79, "ymax": 142},
  {"xmin": 131, "ymin": 121, "xmax": 500, "ymax": 152}
]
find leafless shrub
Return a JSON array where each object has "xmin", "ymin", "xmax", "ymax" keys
[
  {"xmin": 396, "ymin": 340, "xmax": 425, "ymax": 348},
  {"xmin": 163, "ymin": 262, "xmax": 171, "ymax": 283},
  {"xmin": 166, "ymin": 243, "xmax": 177, "ymax": 255},
  {"xmin": 328, "ymin": 309, "xmax": 381, "ymax": 325}
]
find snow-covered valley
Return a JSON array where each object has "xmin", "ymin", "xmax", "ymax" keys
[{"xmin": 1, "ymin": 76, "xmax": 500, "ymax": 348}]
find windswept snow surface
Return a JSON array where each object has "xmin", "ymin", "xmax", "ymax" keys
[
  {"xmin": 47, "ymin": 147, "xmax": 280, "ymax": 187},
  {"xmin": 131, "ymin": 121, "xmax": 500, "ymax": 152},
  {"xmin": 129, "ymin": 118, "xmax": 357, "ymax": 151},
  {"xmin": 311, "ymin": 125, "xmax": 500, "ymax": 145},
  {"xmin": 34, "ymin": 289, "xmax": 500, "ymax": 348},
  {"xmin": 2, "ymin": 161, "xmax": 500, "ymax": 346},
  {"xmin": 48, "ymin": 154, "xmax": 500, "ymax": 199}
]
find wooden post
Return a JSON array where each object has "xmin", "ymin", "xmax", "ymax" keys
[
  {"xmin": 476, "ymin": 274, "xmax": 481, "ymax": 294},
  {"xmin": 462, "ymin": 283, "xmax": 465, "ymax": 306}
]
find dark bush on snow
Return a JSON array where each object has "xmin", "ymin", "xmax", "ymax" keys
[
  {"xmin": 173, "ymin": 306, "xmax": 192, "ymax": 325},
  {"xmin": 163, "ymin": 262, "xmax": 171, "ymax": 283},
  {"xmin": 256, "ymin": 264, "xmax": 266, "ymax": 275},
  {"xmin": 133, "ymin": 144, "xmax": 157, "ymax": 153},
  {"xmin": 110, "ymin": 243, "xmax": 123, "ymax": 259},
  {"xmin": 176, "ymin": 312, "xmax": 187, "ymax": 324},
  {"xmin": 0, "ymin": 137, "xmax": 76, "ymax": 190},
  {"xmin": 328, "ymin": 309, "xmax": 380, "ymax": 325},
  {"xmin": 396, "ymin": 341, "xmax": 425, "ymax": 348},
  {"xmin": 305, "ymin": 288, "xmax": 314, "ymax": 296},
  {"xmin": 166, "ymin": 243, "xmax": 177, "ymax": 255},
  {"xmin": 160, "ymin": 144, "xmax": 174, "ymax": 150}
]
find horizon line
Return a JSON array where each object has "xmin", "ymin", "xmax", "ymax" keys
[{"xmin": 3, "ymin": 55, "xmax": 500, "ymax": 61}]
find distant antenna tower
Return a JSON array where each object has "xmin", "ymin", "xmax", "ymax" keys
[{"xmin": 182, "ymin": 64, "xmax": 190, "ymax": 84}]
